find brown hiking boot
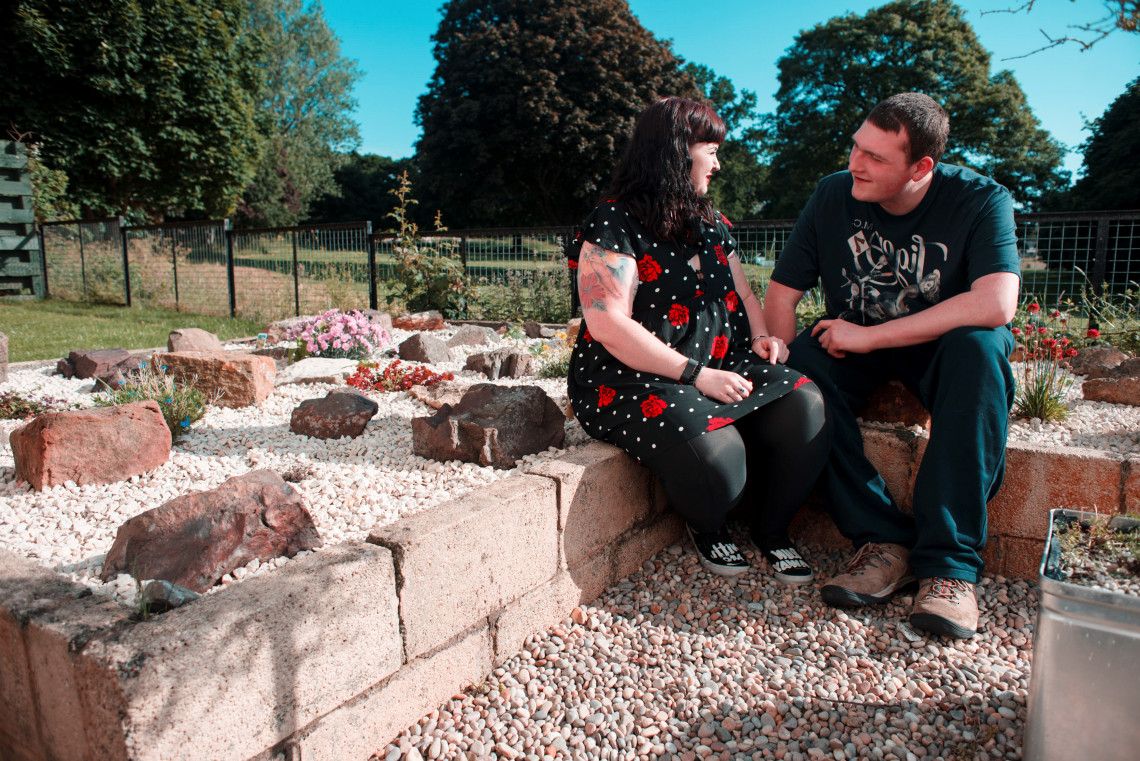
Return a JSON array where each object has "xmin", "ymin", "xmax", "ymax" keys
[
  {"xmin": 820, "ymin": 542, "xmax": 915, "ymax": 607},
  {"xmin": 910, "ymin": 577, "xmax": 979, "ymax": 639}
]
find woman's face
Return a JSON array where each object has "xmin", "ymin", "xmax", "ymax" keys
[{"xmin": 689, "ymin": 142, "xmax": 720, "ymax": 196}]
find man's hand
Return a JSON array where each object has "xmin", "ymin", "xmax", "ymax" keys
[{"xmin": 811, "ymin": 319, "xmax": 877, "ymax": 358}]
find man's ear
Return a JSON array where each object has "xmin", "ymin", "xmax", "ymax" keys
[{"xmin": 912, "ymin": 156, "xmax": 935, "ymax": 181}]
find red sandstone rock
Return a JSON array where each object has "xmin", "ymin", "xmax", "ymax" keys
[
  {"xmin": 9, "ymin": 401, "xmax": 171, "ymax": 490},
  {"xmin": 565, "ymin": 318, "xmax": 582, "ymax": 345},
  {"xmin": 856, "ymin": 380, "xmax": 931, "ymax": 428},
  {"xmin": 58, "ymin": 348, "xmax": 132, "ymax": 380},
  {"xmin": 159, "ymin": 350, "xmax": 275, "ymax": 408},
  {"xmin": 411, "ymin": 384, "xmax": 565, "ymax": 469},
  {"xmin": 92, "ymin": 355, "xmax": 146, "ymax": 391},
  {"xmin": 167, "ymin": 328, "xmax": 223, "ymax": 352},
  {"xmin": 392, "ymin": 310, "xmax": 446, "ymax": 331},
  {"xmin": 1068, "ymin": 346, "xmax": 1128, "ymax": 377},
  {"xmin": 1083, "ymin": 374, "xmax": 1140, "ymax": 406},
  {"xmin": 290, "ymin": 388, "xmax": 379, "ymax": 440},
  {"xmin": 99, "ymin": 469, "xmax": 322, "ymax": 593}
]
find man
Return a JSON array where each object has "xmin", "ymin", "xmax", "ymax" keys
[{"xmin": 764, "ymin": 92, "xmax": 1020, "ymax": 639}]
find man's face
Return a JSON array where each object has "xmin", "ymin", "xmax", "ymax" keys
[{"xmin": 847, "ymin": 121, "xmax": 921, "ymax": 207}]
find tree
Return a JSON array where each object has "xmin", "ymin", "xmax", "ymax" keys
[
  {"xmin": 1068, "ymin": 77, "xmax": 1140, "ymax": 211},
  {"xmin": 305, "ymin": 153, "xmax": 419, "ymax": 224},
  {"xmin": 233, "ymin": 0, "xmax": 362, "ymax": 228},
  {"xmin": 685, "ymin": 64, "xmax": 769, "ymax": 222},
  {"xmin": 415, "ymin": 0, "xmax": 698, "ymax": 227},
  {"xmin": 2, "ymin": 0, "xmax": 264, "ymax": 220},
  {"xmin": 984, "ymin": 0, "xmax": 1139, "ymax": 57},
  {"xmin": 758, "ymin": 0, "xmax": 1068, "ymax": 219}
]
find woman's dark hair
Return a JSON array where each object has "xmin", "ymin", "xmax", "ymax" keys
[{"xmin": 605, "ymin": 97, "xmax": 726, "ymax": 244}]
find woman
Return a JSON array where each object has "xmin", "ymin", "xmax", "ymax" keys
[{"xmin": 567, "ymin": 97, "xmax": 831, "ymax": 584}]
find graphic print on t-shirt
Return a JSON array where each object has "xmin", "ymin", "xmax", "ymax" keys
[{"xmin": 840, "ymin": 226, "xmax": 946, "ymax": 325}]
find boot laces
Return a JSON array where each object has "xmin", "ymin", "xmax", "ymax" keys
[
  {"xmin": 925, "ymin": 577, "xmax": 971, "ymax": 601},
  {"xmin": 846, "ymin": 542, "xmax": 894, "ymax": 574}
]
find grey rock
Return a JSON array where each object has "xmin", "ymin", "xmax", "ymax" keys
[
  {"xmin": 264, "ymin": 316, "xmax": 310, "ymax": 345},
  {"xmin": 464, "ymin": 347, "xmax": 534, "ymax": 379},
  {"xmin": 167, "ymin": 328, "xmax": 223, "ymax": 352},
  {"xmin": 447, "ymin": 324, "xmax": 500, "ymax": 348},
  {"xmin": 290, "ymin": 387, "xmax": 379, "ymax": 439},
  {"xmin": 1069, "ymin": 345, "xmax": 1128, "ymax": 377},
  {"xmin": 411, "ymin": 383, "xmax": 565, "ymax": 469},
  {"xmin": 275, "ymin": 357, "xmax": 360, "ymax": 386},
  {"xmin": 141, "ymin": 579, "xmax": 201, "ymax": 614},
  {"xmin": 399, "ymin": 332, "xmax": 453, "ymax": 365},
  {"xmin": 523, "ymin": 321, "xmax": 555, "ymax": 339}
]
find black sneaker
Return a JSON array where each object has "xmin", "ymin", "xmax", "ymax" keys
[
  {"xmin": 759, "ymin": 544, "xmax": 814, "ymax": 586},
  {"xmin": 687, "ymin": 524, "xmax": 750, "ymax": 576}
]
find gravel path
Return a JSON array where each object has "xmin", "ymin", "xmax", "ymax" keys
[{"xmin": 374, "ymin": 541, "xmax": 1036, "ymax": 761}]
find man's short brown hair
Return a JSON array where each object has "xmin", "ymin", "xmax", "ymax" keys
[{"xmin": 866, "ymin": 92, "xmax": 949, "ymax": 165}]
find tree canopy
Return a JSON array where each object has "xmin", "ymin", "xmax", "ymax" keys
[
  {"xmin": 305, "ymin": 153, "xmax": 418, "ymax": 224},
  {"xmin": 414, "ymin": 0, "xmax": 698, "ymax": 227},
  {"xmin": 234, "ymin": 0, "xmax": 362, "ymax": 228},
  {"xmin": 1066, "ymin": 77, "xmax": 1140, "ymax": 211},
  {"xmin": 757, "ymin": 0, "xmax": 1068, "ymax": 219},
  {"xmin": 3, "ymin": 0, "xmax": 264, "ymax": 220}
]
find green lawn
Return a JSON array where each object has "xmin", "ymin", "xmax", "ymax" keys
[{"xmin": 0, "ymin": 299, "xmax": 265, "ymax": 362}]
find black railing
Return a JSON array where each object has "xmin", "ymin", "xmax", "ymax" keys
[{"xmin": 33, "ymin": 211, "xmax": 1140, "ymax": 323}]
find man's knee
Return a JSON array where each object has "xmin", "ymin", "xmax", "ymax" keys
[{"xmin": 938, "ymin": 325, "xmax": 1014, "ymax": 364}]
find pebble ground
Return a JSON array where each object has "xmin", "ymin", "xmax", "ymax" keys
[{"xmin": 374, "ymin": 538, "xmax": 1035, "ymax": 761}]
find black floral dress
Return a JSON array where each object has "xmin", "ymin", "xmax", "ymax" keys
[{"xmin": 567, "ymin": 200, "xmax": 808, "ymax": 463}]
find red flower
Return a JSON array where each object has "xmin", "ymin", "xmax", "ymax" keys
[
  {"xmin": 710, "ymin": 335, "xmax": 728, "ymax": 359},
  {"xmin": 668, "ymin": 304, "xmax": 690, "ymax": 326},
  {"xmin": 707, "ymin": 417, "xmax": 734, "ymax": 431},
  {"xmin": 714, "ymin": 245, "xmax": 728, "ymax": 265},
  {"xmin": 641, "ymin": 395, "xmax": 667, "ymax": 418},
  {"xmin": 1011, "ymin": 327, "xmax": 1022, "ymax": 335},
  {"xmin": 718, "ymin": 211, "xmax": 733, "ymax": 228},
  {"xmin": 1060, "ymin": 337, "xmax": 1070, "ymax": 345},
  {"xmin": 567, "ymin": 260, "xmax": 579, "ymax": 270},
  {"xmin": 1028, "ymin": 303, "xmax": 1041, "ymax": 313},
  {"xmin": 1087, "ymin": 328, "xmax": 1100, "ymax": 338},
  {"xmin": 637, "ymin": 255, "xmax": 662, "ymax": 282},
  {"xmin": 1038, "ymin": 327, "xmax": 1048, "ymax": 335},
  {"xmin": 1043, "ymin": 338, "xmax": 1057, "ymax": 348},
  {"xmin": 1051, "ymin": 309, "xmax": 1061, "ymax": 318},
  {"xmin": 1067, "ymin": 348, "xmax": 1079, "ymax": 356},
  {"xmin": 725, "ymin": 291, "xmax": 739, "ymax": 312},
  {"xmin": 598, "ymin": 385, "xmax": 615, "ymax": 407},
  {"xmin": 793, "ymin": 376, "xmax": 812, "ymax": 390}
]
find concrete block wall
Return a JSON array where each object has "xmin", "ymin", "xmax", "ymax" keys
[{"xmin": 1, "ymin": 431, "xmax": 1134, "ymax": 760}]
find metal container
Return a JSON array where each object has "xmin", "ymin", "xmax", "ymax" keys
[{"xmin": 1023, "ymin": 509, "xmax": 1140, "ymax": 761}]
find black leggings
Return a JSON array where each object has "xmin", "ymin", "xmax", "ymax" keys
[{"xmin": 641, "ymin": 382, "xmax": 831, "ymax": 545}]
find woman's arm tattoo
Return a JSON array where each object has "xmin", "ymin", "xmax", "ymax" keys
[{"xmin": 577, "ymin": 242, "xmax": 637, "ymax": 313}]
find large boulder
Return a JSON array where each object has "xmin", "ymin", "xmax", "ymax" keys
[
  {"xmin": 399, "ymin": 333, "xmax": 453, "ymax": 365},
  {"xmin": 411, "ymin": 384, "xmax": 565, "ymax": 469},
  {"xmin": 56, "ymin": 348, "xmax": 131, "ymax": 380},
  {"xmin": 406, "ymin": 380, "xmax": 477, "ymax": 410},
  {"xmin": 1068, "ymin": 346, "xmax": 1128, "ymax": 377},
  {"xmin": 99, "ymin": 469, "xmax": 322, "ymax": 593},
  {"xmin": 159, "ymin": 351, "xmax": 276, "ymax": 408},
  {"xmin": 0, "ymin": 330, "xmax": 7, "ymax": 384},
  {"xmin": 290, "ymin": 387, "xmax": 379, "ymax": 439},
  {"xmin": 1082, "ymin": 358, "xmax": 1140, "ymax": 405},
  {"xmin": 447, "ymin": 324, "xmax": 499, "ymax": 348},
  {"xmin": 10, "ymin": 400, "xmax": 171, "ymax": 490},
  {"xmin": 524, "ymin": 321, "xmax": 556, "ymax": 339},
  {"xmin": 360, "ymin": 309, "xmax": 394, "ymax": 333},
  {"xmin": 92, "ymin": 354, "xmax": 146, "ymax": 391},
  {"xmin": 465, "ymin": 347, "xmax": 534, "ymax": 380},
  {"xmin": 168, "ymin": 328, "xmax": 223, "ymax": 352},
  {"xmin": 274, "ymin": 357, "xmax": 360, "ymax": 387},
  {"xmin": 393, "ymin": 310, "xmax": 446, "ymax": 331},
  {"xmin": 264, "ymin": 316, "xmax": 310, "ymax": 345}
]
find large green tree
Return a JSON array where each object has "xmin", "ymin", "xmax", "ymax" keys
[
  {"xmin": 685, "ymin": 63, "xmax": 769, "ymax": 222},
  {"xmin": 2, "ymin": 0, "xmax": 264, "ymax": 220},
  {"xmin": 415, "ymin": 0, "xmax": 698, "ymax": 227},
  {"xmin": 305, "ymin": 153, "xmax": 418, "ymax": 224},
  {"xmin": 1067, "ymin": 78, "xmax": 1140, "ymax": 211},
  {"xmin": 758, "ymin": 0, "xmax": 1068, "ymax": 219},
  {"xmin": 234, "ymin": 0, "xmax": 362, "ymax": 228}
]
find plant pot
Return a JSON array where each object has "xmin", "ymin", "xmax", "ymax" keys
[{"xmin": 1023, "ymin": 508, "xmax": 1140, "ymax": 760}]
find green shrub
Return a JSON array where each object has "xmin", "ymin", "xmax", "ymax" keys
[
  {"xmin": 0, "ymin": 390, "xmax": 73, "ymax": 419},
  {"xmin": 94, "ymin": 361, "xmax": 215, "ymax": 443}
]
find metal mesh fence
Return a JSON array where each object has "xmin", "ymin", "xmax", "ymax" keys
[
  {"xmin": 33, "ymin": 211, "xmax": 1140, "ymax": 324},
  {"xmin": 40, "ymin": 218, "xmax": 122, "ymax": 303},
  {"xmin": 230, "ymin": 222, "xmax": 372, "ymax": 321},
  {"xmin": 125, "ymin": 220, "xmax": 228, "ymax": 314}
]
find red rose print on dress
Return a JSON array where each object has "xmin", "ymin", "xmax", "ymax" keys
[
  {"xmin": 640, "ymin": 395, "xmax": 667, "ymax": 418},
  {"xmin": 725, "ymin": 291, "xmax": 739, "ymax": 312},
  {"xmin": 582, "ymin": 327, "xmax": 592, "ymax": 342},
  {"xmin": 718, "ymin": 211, "xmax": 733, "ymax": 227},
  {"xmin": 707, "ymin": 417, "xmax": 733, "ymax": 431},
  {"xmin": 695, "ymin": 287, "xmax": 704, "ymax": 297},
  {"xmin": 568, "ymin": 260, "xmax": 578, "ymax": 270},
  {"xmin": 668, "ymin": 304, "xmax": 690, "ymax": 326},
  {"xmin": 598, "ymin": 385, "xmax": 615, "ymax": 407},
  {"xmin": 793, "ymin": 376, "xmax": 812, "ymax": 390},
  {"xmin": 714, "ymin": 245, "xmax": 727, "ymax": 265},
  {"xmin": 637, "ymin": 255, "xmax": 662, "ymax": 282},
  {"xmin": 711, "ymin": 335, "xmax": 728, "ymax": 359}
]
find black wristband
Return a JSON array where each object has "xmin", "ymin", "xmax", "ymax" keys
[{"xmin": 679, "ymin": 358, "xmax": 704, "ymax": 385}]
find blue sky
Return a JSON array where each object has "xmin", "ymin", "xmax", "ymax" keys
[{"xmin": 321, "ymin": 0, "xmax": 1139, "ymax": 179}]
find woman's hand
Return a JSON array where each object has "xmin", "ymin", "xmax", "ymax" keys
[
  {"xmin": 752, "ymin": 335, "xmax": 788, "ymax": 364},
  {"xmin": 695, "ymin": 367, "xmax": 753, "ymax": 404}
]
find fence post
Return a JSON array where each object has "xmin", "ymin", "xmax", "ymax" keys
[
  {"xmin": 119, "ymin": 216, "xmax": 131, "ymax": 307},
  {"xmin": 366, "ymin": 221, "xmax": 377, "ymax": 311},
  {"xmin": 460, "ymin": 236, "xmax": 468, "ymax": 274},
  {"xmin": 225, "ymin": 218, "xmax": 236, "ymax": 318},
  {"xmin": 1092, "ymin": 216, "xmax": 1110, "ymax": 296},
  {"xmin": 78, "ymin": 224, "xmax": 87, "ymax": 300},
  {"xmin": 291, "ymin": 229, "xmax": 300, "ymax": 317},
  {"xmin": 37, "ymin": 224, "xmax": 49, "ymax": 298}
]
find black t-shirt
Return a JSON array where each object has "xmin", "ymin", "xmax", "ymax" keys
[{"xmin": 772, "ymin": 164, "xmax": 1020, "ymax": 325}]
